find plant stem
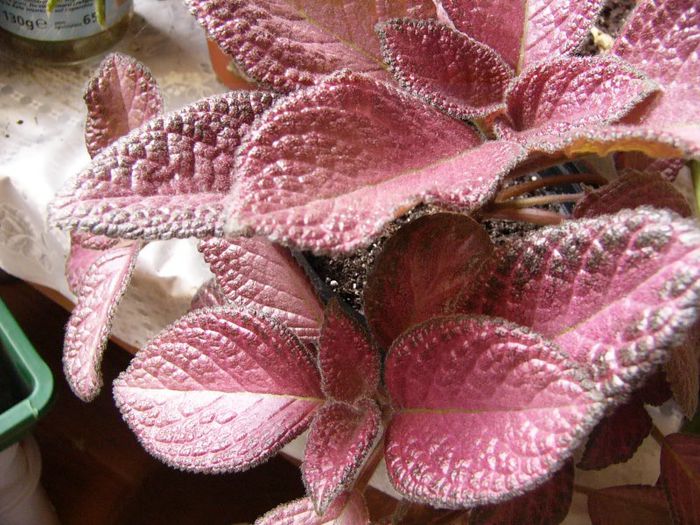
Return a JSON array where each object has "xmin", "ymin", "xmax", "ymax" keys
[
  {"xmin": 491, "ymin": 193, "xmax": 585, "ymax": 210},
  {"xmin": 496, "ymin": 173, "xmax": 607, "ymax": 201},
  {"xmin": 650, "ymin": 424, "xmax": 666, "ymax": 447},
  {"xmin": 480, "ymin": 207, "xmax": 564, "ymax": 225},
  {"xmin": 354, "ymin": 438, "xmax": 385, "ymax": 494},
  {"xmin": 691, "ymin": 160, "xmax": 700, "ymax": 214},
  {"xmin": 573, "ymin": 483, "xmax": 597, "ymax": 497}
]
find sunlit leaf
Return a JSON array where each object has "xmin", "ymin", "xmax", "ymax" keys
[
  {"xmin": 384, "ymin": 315, "xmax": 604, "ymax": 508},
  {"xmin": 113, "ymin": 307, "xmax": 323, "ymax": 473}
]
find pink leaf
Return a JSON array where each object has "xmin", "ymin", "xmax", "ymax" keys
[
  {"xmin": 189, "ymin": 278, "xmax": 228, "ymax": 310},
  {"xmin": 502, "ymin": 56, "xmax": 658, "ymax": 146},
  {"xmin": 319, "ymin": 299, "xmax": 380, "ymax": 403},
  {"xmin": 613, "ymin": 0, "xmax": 700, "ymax": 128},
  {"xmin": 468, "ymin": 208, "xmax": 700, "ymax": 399},
  {"xmin": 303, "ymin": 400, "xmax": 381, "ymax": 514},
  {"xmin": 49, "ymin": 90, "xmax": 276, "ymax": 241},
  {"xmin": 64, "ymin": 242, "xmax": 140, "ymax": 401},
  {"xmin": 84, "ymin": 53, "xmax": 163, "ymax": 157},
  {"xmin": 384, "ymin": 315, "xmax": 604, "ymax": 508},
  {"xmin": 226, "ymin": 71, "xmax": 525, "ymax": 254},
  {"xmin": 666, "ymin": 334, "xmax": 699, "ymax": 418},
  {"xmin": 255, "ymin": 491, "xmax": 370, "ymax": 525},
  {"xmin": 660, "ymin": 433, "xmax": 700, "ymax": 523},
  {"xmin": 378, "ymin": 19, "xmax": 513, "ymax": 120},
  {"xmin": 113, "ymin": 307, "xmax": 323, "ymax": 473},
  {"xmin": 578, "ymin": 397, "xmax": 652, "ymax": 471},
  {"xmin": 436, "ymin": 0, "xmax": 603, "ymax": 71},
  {"xmin": 198, "ymin": 237, "xmax": 323, "ymax": 343},
  {"xmin": 364, "ymin": 213, "xmax": 493, "ymax": 350},
  {"xmin": 469, "ymin": 460, "xmax": 574, "ymax": 525},
  {"xmin": 573, "ymin": 170, "xmax": 693, "ymax": 219},
  {"xmin": 587, "ymin": 485, "xmax": 672, "ymax": 525}
]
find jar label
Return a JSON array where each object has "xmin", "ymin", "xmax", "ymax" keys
[{"xmin": 0, "ymin": 0, "xmax": 131, "ymax": 41}]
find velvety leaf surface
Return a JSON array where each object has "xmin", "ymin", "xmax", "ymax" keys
[
  {"xmin": 113, "ymin": 307, "xmax": 323, "ymax": 473},
  {"xmin": 198, "ymin": 237, "xmax": 323, "ymax": 343},
  {"xmin": 84, "ymin": 53, "xmax": 163, "ymax": 157},
  {"xmin": 502, "ymin": 56, "xmax": 658, "ymax": 146},
  {"xmin": 578, "ymin": 397, "xmax": 652, "ymax": 470},
  {"xmin": 226, "ymin": 71, "xmax": 525, "ymax": 254},
  {"xmin": 384, "ymin": 315, "xmax": 604, "ymax": 508},
  {"xmin": 666, "ymin": 335, "xmax": 699, "ymax": 418},
  {"xmin": 573, "ymin": 170, "xmax": 693, "ymax": 219},
  {"xmin": 660, "ymin": 433, "xmax": 700, "ymax": 524},
  {"xmin": 613, "ymin": 0, "xmax": 700, "ymax": 127},
  {"xmin": 185, "ymin": 0, "xmax": 396, "ymax": 93},
  {"xmin": 587, "ymin": 485, "xmax": 672, "ymax": 525},
  {"xmin": 255, "ymin": 491, "xmax": 370, "ymax": 525},
  {"xmin": 50, "ymin": 90, "xmax": 276, "ymax": 241},
  {"xmin": 467, "ymin": 208, "xmax": 700, "ymax": 399},
  {"xmin": 469, "ymin": 461, "xmax": 574, "ymax": 525},
  {"xmin": 303, "ymin": 400, "xmax": 381, "ymax": 514},
  {"xmin": 378, "ymin": 19, "xmax": 513, "ymax": 120},
  {"xmin": 436, "ymin": 0, "xmax": 603, "ymax": 71},
  {"xmin": 189, "ymin": 278, "xmax": 229, "ymax": 310},
  {"xmin": 64, "ymin": 243, "xmax": 140, "ymax": 401},
  {"xmin": 319, "ymin": 299, "xmax": 379, "ymax": 402},
  {"xmin": 364, "ymin": 213, "xmax": 493, "ymax": 350}
]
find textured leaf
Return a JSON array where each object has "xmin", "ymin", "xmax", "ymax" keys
[
  {"xmin": 84, "ymin": 53, "xmax": 163, "ymax": 157},
  {"xmin": 185, "ymin": 0, "xmax": 397, "ymax": 93},
  {"xmin": 226, "ymin": 71, "xmax": 525, "ymax": 254},
  {"xmin": 364, "ymin": 213, "xmax": 493, "ymax": 350},
  {"xmin": 587, "ymin": 485, "xmax": 672, "ymax": 525},
  {"xmin": 64, "ymin": 243, "xmax": 140, "ymax": 401},
  {"xmin": 613, "ymin": 0, "xmax": 700, "ymax": 128},
  {"xmin": 49, "ymin": 91, "xmax": 276, "ymax": 241},
  {"xmin": 578, "ymin": 397, "xmax": 652, "ymax": 470},
  {"xmin": 501, "ymin": 56, "xmax": 658, "ymax": 147},
  {"xmin": 113, "ymin": 307, "xmax": 323, "ymax": 473},
  {"xmin": 303, "ymin": 400, "xmax": 381, "ymax": 514},
  {"xmin": 198, "ymin": 237, "xmax": 323, "ymax": 343},
  {"xmin": 255, "ymin": 491, "xmax": 370, "ymax": 525},
  {"xmin": 436, "ymin": 0, "xmax": 603, "ymax": 71},
  {"xmin": 469, "ymin": 461, "xmax": 574, "ymax": 525},
  {"xmin": 378, "ymin": 19, "xmax": 513, "ymax": 120},
  {"xmin": 573, "ymin": 170, "xmax": 693, "ymax": 219},
  {"xmin": 467, "ymin": 208, "xmax": 700, "ymax": 399},
  {"xmin": 666, "ymin": 334, "xmax": 699, "ymax": 418},
  {"xmin": 660, "ymin": 433, "xmax": 700, "ymax": 523},
  {"xmin": 319, "ymin": 299, "xmax": 379, "ymax": 403},
  {"xmin": 384, "ymin": 315, "xmax": 604, "ymax": 508},
  {"xmin": 189, "ymin": 278, "xmax": 229, "ymax": 310}
]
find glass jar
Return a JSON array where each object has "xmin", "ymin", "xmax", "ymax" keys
[{"xmin": 0, "ymin": 0, "xmax": 132, "ymax": 64}]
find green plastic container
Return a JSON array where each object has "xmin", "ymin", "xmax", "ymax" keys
[{"xmin": 0, "ymin": 298, "xmax": 53, "ymax": 450}]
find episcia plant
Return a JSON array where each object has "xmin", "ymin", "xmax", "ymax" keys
[{"xmin": 47, "ymin": 0, "xmax": 700, "ymax": 522}]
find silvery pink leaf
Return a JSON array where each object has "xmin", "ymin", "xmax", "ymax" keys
[
  {"xmin": 501, "ymin": 56, "xmax": 658, "ymax": 148},
  {"xmin": 185, "ymin": 0, "xmax": 393, "ymax": 93},
  {"xmin": 378, "ymin": 19, "xmax": 513, "ymax": 120},
  {"xmin": 587, "ymin": 485, "xmax": 672, "ymax": 525},
  {"xmin": 660, "ymin": 433, "xmax": 700, "ymax": 523},
  {"xmin": 666, "ymin": 335, "xmax": 699, "ymax": 419},
  {"xmin": 436, "ymin": 0, "xmax": 603, "ymax": 71},
  {"xmin": 64, "ymin": 242, "xmax": 140, "ymax": 401},
  {"xmin": 226, "ymin": 71, "xmax": 525, "ymax": 254},
  {"xmin": 578, "ymin": 397, "xmax": 652, "ymax": 470},
  {"xmin": 255, "ymin": 491, "xmax": 370, "ymax": 525},
  {"xmin": 50, "ymin": 91, "xmax": 276, "ymax": 241},
  {"xmin": 468, "ymin": 208, "xmax": 700, "ymax": 399},
  {"xmin": 614, "ymin": 0, "xmax": 700, "ymax": 128},
  {"xmin": 469, "ymin": 461, "xmax": 574, "ymax": 525},
  {"xmin": 384, "ymin": 315, "xmax": 604, "ymax": 508},
  {"xmin": 573, "ymin": 170, "xmax": 693, "ymax": 219},
  {"xmin": 189, "ymin": 278, "xmax": 228, "ymax": 310},
  {"xmin": 84, "ymin": 53, "xmax": 163, "ymax": 157},
  {"xmin": 65, "ymin": 233, "xmax": 118, "ymax": 294},
  {"xmin": 303, "ymin": 400, "xmax": 381, "ymax": 514},
  {"xmin": 319, "ymin": 299, "xmax": 379, "ymax": 402},
  {"xmin": 364, "ymin": 213, "xmax": 493, "ymax": 350},
  {"xmin": 113, "ymin": 307, "xmax": 323, "ymax": 473},
  {"xmin": 198, "ymin": 237, "xmax": 323, "ymax": 343}
]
